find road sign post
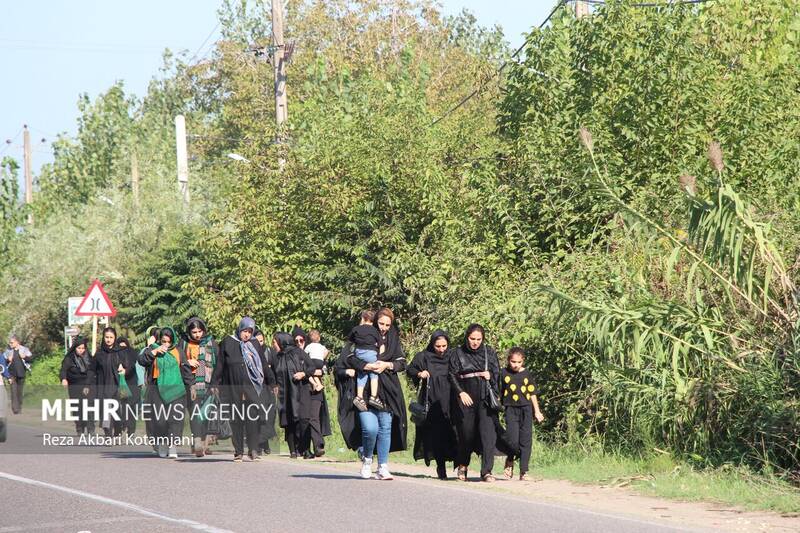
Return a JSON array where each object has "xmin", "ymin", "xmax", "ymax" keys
[{"xmin": 74, "ymin": 279, "xmax": 116, "ymax": 355}]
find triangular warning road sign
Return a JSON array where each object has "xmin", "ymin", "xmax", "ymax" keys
[{"xmin": 75, "ymin": 279, "xmax": 117, "ymax": 317}]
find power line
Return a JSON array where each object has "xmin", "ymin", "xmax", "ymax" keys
[
  {"xmin": 0, "ymin": 127, "xmax": 24, "ymax": 159},
  {"xmin": 430, "ymin": 0, "xmax": 568, "ymax": 126},
  {"xmin": 188, "ymin": 22, "xmax": 221, "ymax": 64}
]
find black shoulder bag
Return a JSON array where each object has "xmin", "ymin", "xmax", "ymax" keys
[{"xmin": 409, "ymin": 377, "xmax": 429, "ymax": 425}]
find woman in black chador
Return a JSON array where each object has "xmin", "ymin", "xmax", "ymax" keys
[
  {"xmin": 116, "ymin": 336, "xmax": 141, "ymax": 435},
  {"xmin": 60, "ymin": 336, "xmax": 96, "ymax": 435},
  {"xmin": 273, "ymin": 332, "xmax": 312, "ymax": 458},
  {"xmin": 95, "ymin": 327, "xmax": 137, "ymax": 437},
  {"xmin": 211, "ymin": 317, "xmax": 276, "ymax": 462},
  {"xmin": 407, "ymin": 329, "xmax": 457, "ymax": 479},
  {"xmin": 448, "ymin": 323, "xmax": 502, "ymax": 482}
]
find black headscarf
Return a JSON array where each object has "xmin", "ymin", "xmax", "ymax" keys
[
  {"xmin": 291, "ymin": 326, "xmax": 308, "ymax": 344},
  {"xmin": 67, "ymin": 336, "xmax": 90, "ymax": 374}
]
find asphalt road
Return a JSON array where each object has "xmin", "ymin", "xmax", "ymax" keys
[{"xmin": 0, "ymin": 422, "xmax": 693, "ymax": 533}]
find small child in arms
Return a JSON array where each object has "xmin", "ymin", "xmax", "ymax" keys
[{"xmin": 349, "ymin": 310, "xmax": 385, "ymax": 411}]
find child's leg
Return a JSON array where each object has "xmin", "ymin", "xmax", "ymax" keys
[
  {"xmin": 354, "ymin": 349, "xmax": 377, "ymax": 398},
  {"xmin": 519, "ymin": 405, "xmax": 533, "ymax": 474},
  {"xmin": 369, "ymin": 373, "xmax": 379, "ymax": 397},
  {"xmin": 504, "ymin": 406, "xmax": 522, "ymax": 460},
  {"xmin": 356, "ymin": 373, "xmax": 368, "ymax": 397}
]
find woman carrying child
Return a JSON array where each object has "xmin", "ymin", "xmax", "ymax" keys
[{"xmin": 347, "ymin": 307, "xmax": 407, "ymax": 480}]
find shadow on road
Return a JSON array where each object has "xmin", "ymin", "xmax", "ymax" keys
[{"xmin": 291, "ymin": 473, "xmax": 361, "ymax": 480}]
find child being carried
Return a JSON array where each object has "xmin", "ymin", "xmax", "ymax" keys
[
  {"xmin": 349, "ymin": 310, "xmax": 386, "ymax": 411},
  {"xmin": 305, "ymin": 329, "xmax": 329, "ymax": 392}
]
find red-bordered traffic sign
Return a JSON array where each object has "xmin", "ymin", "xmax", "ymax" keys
[{"xmin": 75, "ymin": 279, "xmax": 117, "ymax": 317}]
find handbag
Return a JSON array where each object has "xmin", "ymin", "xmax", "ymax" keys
[
  {"xmin": 409, "ymin": 379, "xmax": 429, "ymax": 425},
  {"xmin": 117, "ymin": 373, "xmax": 132, "ymax": 400},
  {"xmin": 484, "ymin": 347, "xmax": 503, "ymax": 413}
]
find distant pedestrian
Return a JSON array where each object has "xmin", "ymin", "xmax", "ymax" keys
[
  {"xmin": 211, "ymin": 317, "xmax": 275, "ymax": 462},
  {"xmin": 179, "ymin": 317, "xmax": 219, "ymax": 457},
  {"xmin": 140, "ymin": 327, "xmax": 194, "ymax": 458},
  {"xmin": 4, "ymin": 335, "xmax": 32, "ymax": 414},
  {"xmin": 60, "ymin": 336, "xmax": 96, "ymax": 434}
]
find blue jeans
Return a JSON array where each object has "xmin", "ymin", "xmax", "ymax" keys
[
  {"xmin": 359, "ymin": 409, "xmax": 392, "ymax": 465},
  {"xmin": 355, "ymin": 348, "xmax": 378, "ymax": 389}
]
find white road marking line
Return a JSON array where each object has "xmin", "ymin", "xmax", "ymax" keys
[
  {"xmin": 0, "ymin": 515, "xmax": 149, "ymax": 532},
  {"xmin": 0, "ymin": 471, "xmax": 233, "ymax": 533}
]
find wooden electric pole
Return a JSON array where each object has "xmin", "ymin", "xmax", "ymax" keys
[
  {"xmin": 575, "ymin": 0, "xmax": 589, "ymax": 18},
  {"xmin": 131, "ymin": 151, "xmax": 139, "ymax": 207},
  {"xmin": 22, "ymin": 125, "xmax": 33, "ymax": 224},
  {"xmin": 272, "ymin": 0, "xmax": 288, "ymax": 131},
  {"xmin": 175, "ymin": 115, "xmax": 189, "ymax": 206}
]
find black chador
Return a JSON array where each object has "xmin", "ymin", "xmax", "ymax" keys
[
  {"xmin": 59, "ymin": 337, "xmax": 96, "ymax": 434},
  {"xmin": 407, "ymin": 330, "xmax": 457, "ymax": 475},
  {"xmin": 334, "ymin": 342, "xmax": 361, "ymax": 451},
  {"xmin": 95, "ymin": 335, "xmax": 137, "ymax": 436},
  {"xmin": 347, "ymin": 325, "xmax": 408, "ymax": 452},
  {"xmin": 273, "ymin": 332, "xmax": 311, "ymax": 456}
]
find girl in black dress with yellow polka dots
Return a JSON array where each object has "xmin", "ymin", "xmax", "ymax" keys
[{"xmin": 500, "ymin": 347, "xmax": 544, "ymax": 480}]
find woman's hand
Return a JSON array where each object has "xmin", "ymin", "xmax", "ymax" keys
[
  {"xmin": 535, "ymin": 410, "xmax": 544, "ymax": 423},
  {"xmin": 292, "ymin": 371, "xmax": 306, "ymax": 381},
  {"xmin": 480, "ymin": 371, "xmax": 491, "ymax": 381},
  {"xmin": 345, "ymin": 368, "xmax": 356, "ymax": 377},
  {"xmin": 313, "ymin": 369, "xmax": 323, "ymax": 377},
  {"xmin": 417, "ymin": 370, "xmax": 430, "ymax": 379},
  {"xmin": 82, "ymin": 387, "xmax": 90, "ymax": 396},
  {"xmin": 117, "ymin": 364, "xmax": 125, "ymax": 374},
  {"xmin": 372, "ymin": 361, "xmax": 391, "ymax": 374},
  {"xmin": 187, "ymin": 359, "xmax": 199, "ymax": 369},
  {"xmin": 61, "ymin": 379, "xmax": 68, "ymax": 388},
  {"xmin": 147, "ymin": 335, "xmax": 157, "ymax": 346},
  {"xmin": 459, "ymin": 391, "xmax": 473, "ymax": 407},
  {"xmin": 190, "ymin": 386, "xmax": 197, "ymax": 402}
]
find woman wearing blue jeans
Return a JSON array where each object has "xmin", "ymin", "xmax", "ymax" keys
[{"xmin": 346, "ymin": 307, "xmax": 408, "ymax": 480}]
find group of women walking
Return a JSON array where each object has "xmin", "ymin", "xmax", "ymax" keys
[{"xmin": 61, "ymin": 306, "xmax": 543, "ymax": 482}]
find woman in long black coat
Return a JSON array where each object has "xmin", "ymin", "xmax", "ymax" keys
[
  {"xmin": 448, "ymin": 323, "xmax": 503, "ymax": 482},
  {"xmin": 273, "ymin": 332, "xmax": 312, "ymax": 458},
  {"xmin": 60, "ymin": 336, "xmax": 96, "ymax": 435},
  {"xmin": 95, "ymin": 327, "xmax": 137, "ymax": 437},
  {"xmin": 210, "ymin": 317, "xmax": 276, "ymax": 462},
  {"xmin": 407, "ymin": 329, "xmax": 458, "ymax": 479}
]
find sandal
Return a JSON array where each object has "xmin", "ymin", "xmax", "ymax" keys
[
  {"xmin": 482, "ymin": 474, "xmax": 496, "ymax": 483},
  {"xmin": 503, "ymin": 458, "xmax": 514, "ymax": 479},
  {"xmin": 367, "ymin": 397, "xmax": 386, "ymax": 410},
  {"xmin": 519, "ymin": 473, "xmax": 532, "ymax": 481},
  {"xmin": 457, "ymin": 465, "xmax": 467, "ymax": 482},
  {"xmin": 233, "ymin": 455, "xmax": 243, "ymax": 463},
  {"xmin": 352, "ymin": 397, "xmax": 368, "ymax": 412}
]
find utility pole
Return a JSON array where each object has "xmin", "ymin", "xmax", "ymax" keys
[
  {"xmin": 575, "ymin": 0, "xmax": 589, "ymax": 18},
  {"xmin": 272, "ymin": 0, "xmax": 288, "ymax": 131},
  {"xmin": 175, "ymin": 115, "xmax": 189, "ymax": 206},
  {"xmin": 131, "ymin": 151, "xmax": 139, "ymax": 207},
  {"xmin": 22, "ymin": 125, "xmax": 33, "ymax": 224}
]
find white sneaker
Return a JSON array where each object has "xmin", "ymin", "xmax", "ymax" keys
[
  {"xmin": 376, "ymin": 464, "xmax": 394, "ymax": 480},
  {"xmin": 168, "ymin": 446, "xmax": 178, "ymax": 459},
  {"xmin": 360, "ymin": 458, "xmax": 373, "ymax": 479},
  {"xmin": 157, "ymin": 445, "xmax": 168, "ymax": 458}
]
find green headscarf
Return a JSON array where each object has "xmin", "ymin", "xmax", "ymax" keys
[{"xmin": 150, "ymin": 326, "xmax": 184, "ymax": 403}]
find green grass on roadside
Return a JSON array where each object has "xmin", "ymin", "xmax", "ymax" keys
[{"xmin": 527, "ymin": 440, "xmax": 800, "ymax": 514}]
